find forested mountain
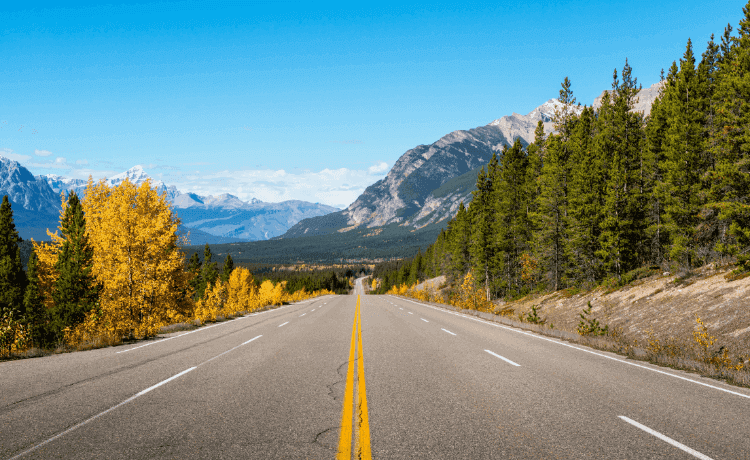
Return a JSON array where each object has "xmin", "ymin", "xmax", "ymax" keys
[{"xmin": 404, "ymin": 11, "xmax": 750, "ymax": 300}]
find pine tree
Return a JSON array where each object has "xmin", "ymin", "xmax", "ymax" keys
[
  {"xmin": 197, "ymin": 244, "xmax": 218, "ymax": 298},
  {"xmin": 469, "ymin": 152, "xmax": 499, "ymax": 300},
  {"xmin": 566, "ymin": 106, "xmax": 604, "ymax": 285},
  {"xmin": 644, "ymin": 73, "xmax": 670, "ymax": 265},
  {"xmin": 51, "ymin": 192, "xmax": 100, "ymax": 341},
  {"xmin": 23, "ymin": 249, "xmax": 48, "ymax": 347},
  {"xmin": 187, "ymin": 251, "xmax": 202, "ymax": 298},
  {"xmin": 531, "ymin": 78, "xmax": 579, "ymax": 290},
  {"xmin": 0, "ymin": 196, "xmax": 26, "ymax": 318},
  {"xmin": 707, "ymin": 4, "xmax": 750, "ymax": 269},
  {"xmin": 493, "ymin": 138, "xmax": 530, "ymax": 297},
  {"xmin": 447, "ymin": 202, "xmax": 471, "ymax": 282},
  {"xmin": 660, "ymin": 40, "xmax": 708, "ymax": 268},
  {"xmin": 598, "ymin": 61, "xmax": 646, "ymax": 279},
  {"xmin": 221, "ymin": 253, "xmax": 234, "ymax": 283},
  {"xmin": 535, "ymin": 134, "xmax": 570, "ymax": 290},
  {"xmin": 409, "ymin": 249, "xmax": 422, "ymax": 285}
]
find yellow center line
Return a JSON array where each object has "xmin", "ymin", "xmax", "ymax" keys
[
  {"xmin": 356, "ymin": 296, "xmax": 372, "ymax": 459},
  {"xmin": 337, "ymin": 295, "xmax": 372, "ymax": 460}
]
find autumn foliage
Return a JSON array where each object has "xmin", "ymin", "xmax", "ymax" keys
[
  {"xmin": 386, "ymin": 271, "xmax": 492, "ymax": 312},
  {"xmin": 0, "ymin": 178, "xmax": 332, "ymax": 356}
]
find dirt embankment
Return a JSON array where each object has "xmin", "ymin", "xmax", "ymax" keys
[{"xmin": 499, "ymin": 266, "xmax": 750, "ymax": 355}]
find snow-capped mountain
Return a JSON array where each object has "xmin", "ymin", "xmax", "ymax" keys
[
  {"xmin": 0, "ymin": 157, "xmax": 60, "ymax": 215},
  {"xmin": 35, "ymin": 165, "xmax": 339, "ymax": 243},
  {"xmin": 283, "ymin": 98, "xmax": 578, "ymax": 237},
  {"xmin": 40, "ymin": 166, "xmax": 181, "ymax": 202},
  {"xmin": 0, "ymin": 158, "xmax": 61, "ymax": 240}
]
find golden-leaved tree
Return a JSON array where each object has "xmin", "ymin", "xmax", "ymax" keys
[
  {"xmin": 81, "ymin": 177, "xmax": 192, "ymax": 339},
  {"xmin": 225, "ymin": 267, "xmax": 257, "ymax": 315}
]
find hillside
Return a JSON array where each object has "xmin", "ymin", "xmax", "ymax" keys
[
  {"xmin": 183, "ymin": 222, "xmax": 446, "ymax": 265},
  {"xmin": 499, "ymin": 265, "xmax": 750, "ymax": 357}
]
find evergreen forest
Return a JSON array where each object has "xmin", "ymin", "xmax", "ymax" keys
[{"xmin": 375, "ymin": 7, "xmax": 750, "ymax": 301}]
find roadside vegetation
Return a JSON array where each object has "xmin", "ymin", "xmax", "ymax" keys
[
  {"xmin": 372, "ymin": 3, "xmax": 750, "ymax": 387},
  {"xmin": 0, "ymin": 179, "xmax": 334, "ymax": 360}
]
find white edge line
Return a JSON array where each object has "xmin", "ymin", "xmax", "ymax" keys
[
  {"xmin": 485, "ymin": 349, "xmax": 521, "ymax": 367},
  {"xmin": 9, "ymin": 367, "xmax": 196, "ymax": 460},
  {"xmin": 390, "ymin": 296, "xmax": 750, "ymax": 400},
  {"xmin": 441, "ymin": 328, "xmax": 456, "ymax": 336},
  {"xmin": 618, "ymin": 416, "xmax": 714, "ymax": 460}
]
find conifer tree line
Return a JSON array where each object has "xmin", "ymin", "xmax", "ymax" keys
[
  {"xmin": 378, "ymin": 3, "xmax": 750, "ymax": 301},
  {"xmin": 0, "ymin": 179, "xmax": 333, "ymax": 355}
]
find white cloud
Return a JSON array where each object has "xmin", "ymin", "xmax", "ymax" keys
[
  {"xmin": 368, "ymin": 161, "xmax": 389, "ymax": 174},
  {"xmin": 168, "ymin": 166, "xmax": 384, "ymax": 208},
  {"xmin": 0, "ymin": 148, "xmax": 31, "ymax": 163},
  {"xmin": 23, "ymin": 156, "xmax": 72, "ymax": 171},
  {"xmin": 34, "ymin": 149, "xmax": 52, "ymax": 157},
  {"xmin": 76, "ymin": 159, "xmax": 89, "ymax": 165}
]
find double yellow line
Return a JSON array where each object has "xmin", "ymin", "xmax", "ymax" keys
[{"xmin": 337, "ymin": 295, "xmax": 372, "ymax": 460}]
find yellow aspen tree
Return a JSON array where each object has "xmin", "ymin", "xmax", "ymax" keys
[
  {"xmin": 225, "ymin": 267, "xmax": 256, "ymax": 315},
  {"xmin": 194, "ymin": 280, "xmax": 227, "ymax": 323},
  {"xmin": 257, "ymin": 279, "xmax": 276, "ymax": 307},
  {"xmin": 271, "ymin": 280, "xmax": 286, "ymax": 306},
  {"xmin": 82, "ymin": 177, "xmax": 192, "ymax": 339}
]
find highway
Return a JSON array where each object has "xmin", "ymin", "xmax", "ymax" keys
[{"xmin": 1, "ymin": 278, "xmax": 749, "ymax": 459}]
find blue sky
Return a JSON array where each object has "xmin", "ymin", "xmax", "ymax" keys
[{"xmin": 1, "ymin": 0, "xmax": 746, "ymax": 208}]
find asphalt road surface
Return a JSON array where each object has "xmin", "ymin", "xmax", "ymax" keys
[{"xmin": 2, "ymin": 278, "xmax": 749, "ymax": 459}]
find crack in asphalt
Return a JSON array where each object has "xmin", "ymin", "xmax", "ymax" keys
[
  {"xmin": 312, "ymin": 426, "xmax": 338, "ymax": 451},
  {"xmin": 326, "ymin": 360, "xmax": 350, "ymax": 402}
]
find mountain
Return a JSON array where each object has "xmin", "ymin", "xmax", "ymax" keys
[
  {"xmin": 283, "ymin": 83, "xmax": 665, "ymax": 241},
  {"xmin": 592, "ymin": 81, "xmax": 664, "ymax": 115},
  {"xmin": 283, "ymin": 99, "xmax": 583, "ymax": 238},
  {"xmin": 173, "ymin": 197, "xmax": 340, "ymax": 242},
  {"xmin": 0, "ymin": 157, "xmax": 60, "ymax": 240},
  {"xmin": 40, "ymin": 165, "xmax": 181, "ymax": 202},
  {"xmin": 37, "ymin": 165, "xmax": 339, "ymax": 243}
]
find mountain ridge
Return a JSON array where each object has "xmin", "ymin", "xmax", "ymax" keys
[
  {"xmin": 283, "ymin": 84, "xmax": 662, "ymax": 239},
  {"xmin": 2, "ymin": 162, "xmax": 339, "ymax": 243}
]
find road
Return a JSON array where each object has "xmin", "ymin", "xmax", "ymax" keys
[{"xmin": 2, "ymin": 277, "xmax": 749, "ymax": 459}]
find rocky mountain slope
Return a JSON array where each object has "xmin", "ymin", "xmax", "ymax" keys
[
  {"xmin": 0, "ymin": 157, "xmax": 60, "ymax": 240},
  {"xmin": 592, "ymin": 81, "xmax": 663, "ymax": 115},
  {"xmin": 284, "ymin": 85, "xmax": 663, "ymax": 240},
  {"xmin": 283, "ymin": 99, "xmax": 581, "ymax": 238}
]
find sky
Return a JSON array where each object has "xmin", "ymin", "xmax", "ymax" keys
[{"xmin": 1, "ymin": 0, "xmax": 747, "ymax": 209}]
